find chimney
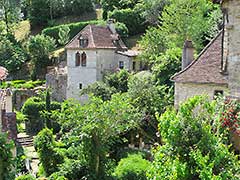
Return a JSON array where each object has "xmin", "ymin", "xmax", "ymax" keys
[
  {"xmin": 107, "ymin": 19, "xmax": 116, "ymax": 34},
  {"xmin": 182, "ymin": 40, "xmax": 194, "ymax": 70}
]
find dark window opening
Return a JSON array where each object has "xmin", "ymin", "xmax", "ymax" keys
[
  {"xmin": 78, "ymin": 34, "xmax": 88, "ymax": 48},
  {"xmin": 79, "ymin": 83, "xmax": 83, "ymax": 89},
  {"xmin": 119, "ymin": 61, "xmax": 124, "ymax": 69},
  {"xmin": 214, "ymin": 90, "xmax": 224, "ymax": 99},
  {"xmin": 81, "ymin": 52, "xmax": 87, "ymax": 67},
  {"xmin": 75, "ymin": 52, "xmax": 81, "ymax": 66},
  {"xmin": 132, "ymin": 61, "xmax": 136, "ymax": 71}
]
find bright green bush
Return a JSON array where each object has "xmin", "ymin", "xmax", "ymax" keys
[
  {"xmin": 113, "ymin": 154, "xmax": 150, "ymax": 180},
  {"xmin": 0, "ymin": 80, "xmax": 45, "ymax": 89},
  {"xmin": 42, "ymin": 20, "xmax": 102, "ymax": 45},
  {"xmin": 108, "ymin": 8, "xmax": 146, "ymax": 35},
  {"xmin": 21, "ymin": 97, "xmax": 45, "ymax": 134},
  {"xmin": 34, "ymin": 128, "xmax": 64, "ymax": 176},
  {"xmin": 15, "ymin": 174, "xmax": 36, "ymax": 180}
]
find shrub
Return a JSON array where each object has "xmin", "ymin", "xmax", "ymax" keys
[
  {"xmin": 34, "ymin": 128, "xmax": 64, "ymax": 176},
  {"xmin": 21, "ymin": 97, "xmax": 45, "ymax": 134},
  {"xmin": 108, "ymin": 9, "xmax": 146, "ymax": 35},
  {"xmin": 113, "ymin": 154, "xmax": 150, "ymax": 180},
  {"xmin": 0, "ymin": 133, "xmax": 15, "ymax": 180},
  {"xmin": 15, "ymin": 174, "xmax": 36, "ymax": 180},
  {"xmin": 50, "ymin": 159, "xmax": 90, "ymax": 180},
  {"xmin": 104, "ymin": 69, "xmax": 130, "ymax": 93},
  {"xmin": 42, "ymin": 20, "xmax": 102, "ymax": 45}
]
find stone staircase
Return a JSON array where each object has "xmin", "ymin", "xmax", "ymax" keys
[{"xmin": 17, "ymin": 136, "xmax": 34, "ymax": 147}]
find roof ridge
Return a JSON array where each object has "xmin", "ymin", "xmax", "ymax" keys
[
  {"xmin": 171, "ymin": 30, "xmax": 223, "ymax": 81},
  {"xmin": 89, "ymin": 25, "xmax": 96, "ymax": 48}
]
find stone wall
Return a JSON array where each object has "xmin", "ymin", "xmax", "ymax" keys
[
  {"xmin": 174, "ymin": 82, "xmax": 228, "ymax": 107},
  {"xmin": 1, "ymin": 110, "xmax": 17, "ymax": 141},
  {"xmin": 222, "ymin": 0, "xmax": 240, "ymax": 97},
  {"xmin": 46, "ymin": 68, "xmax": 67, "ymax": 102},
  {"xmin": 13, "ymin": 89, "xmax": 39, "ymax": 110}
]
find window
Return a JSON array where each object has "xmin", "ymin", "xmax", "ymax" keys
[
  {"xmin": 75, "ymin": 52, "xmax": 81, "ymax": 66},
  {"xmin": 119, "ymin": 61, "xmax": 124, "ymax": 69},
  {"xmin": 132, "ymin": 61, "xmax": 136, "ymax": 71},
  {"xmin": 81, "ymin": 52, "xmax": 87, "ymax": 67},
  {"xmin": 79, "ymin": 83, "xmax": 83, "ymax": 89},
  {"xmin": 78, "ymin": 34, "xmax": 88, "ymax": 48},
  {"xmin": 214, "ymin": 90, "xmax": 223, "ymax": 99}
]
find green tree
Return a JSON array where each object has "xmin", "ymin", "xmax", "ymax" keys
[
  {"xmin": 81, "ymin": 81, "xmax": 116, "ymax": 101},
  {"xmin": 64, "ymin": 0, "xmax": 94, "ymax": 16},
  {"xmin": 147, "ymin": 96, "xmax": 240, "ymax": 179},
  {"xmin": 34, "ymin": 128, "xmax": 64, "ymax": 176},
  {"xmin": 27, "ymin": 34, "xmax": 55, "ymax": 79},
  {"xmin": 57, "ymin": 94, "xmax": 140, "ymax": 178},
  {"xmin": 0, "ymin": 133, "xmax": 14, "ymax": 180},
  {"xmin": 104, "ymin": 69, "xmax": 130, "ymax": 93},
  {"xmin": 135, "ymin": 0, "xmax": 169, "ymax": 25},
  {"xmin": 0, "ymin": 34, "xmax": 27, "ymax": 74},
  {"xmin": 0, "ymin": 0, "xmax": 21, "ymax": 33},
  {"xmin": 127, "ymin": 71, "xmax": 173, "ymax": 142}
]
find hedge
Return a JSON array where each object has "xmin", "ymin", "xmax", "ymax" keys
[
  {"xmin": 108, "ymin": 9, "xmax": 147, "ymax": 36},
  {"xmin": 42, "ymin": 20, "xmax": 103, "ymax": 45}
]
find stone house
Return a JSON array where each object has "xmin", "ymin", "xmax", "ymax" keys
[
  {"xmin": 47, "ymin": 21, "xmax": 141, "ymax": 101},
  {"xmin": 172, "ymin": 0, "xmax": 240, "ymax": 107}
]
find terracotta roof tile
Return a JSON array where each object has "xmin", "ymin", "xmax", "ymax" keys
[
  {"xmin": 0, "ymin": 66, "xmax": 7, "ymax": 80},
  {"xmin": 65, "ymin": 25, "xmax": 127, "ymax": 50},
  {"xmin": 172, "ymin": 32, "xmax": 228, "ymax": 85}
]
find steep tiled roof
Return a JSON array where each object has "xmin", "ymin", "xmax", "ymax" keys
[
  {"xmin": 65, "ymin": 25, "xmax": 127, "ymax": 50},
  {"xmin": 172, "ymin": 32, "xmax": 228, "ymax": 85},
  {"xmin": 0, "ymin": 66, "xmax": 7, "ymax": 80}
]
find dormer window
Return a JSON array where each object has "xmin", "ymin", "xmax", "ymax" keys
[{"xmin": 78, "ymin": 34, "xmax": 88, "ymax": 48}]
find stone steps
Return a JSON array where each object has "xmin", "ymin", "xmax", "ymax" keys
[{"xmin": 17, "ymin": 136, "xmax": 34, "ymax": 147}]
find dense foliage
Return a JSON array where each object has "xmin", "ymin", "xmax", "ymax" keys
[
  {"xmin": 108, "ymin": 8, "xmax": 146, "ymax": 35},
  {"xmin": 113, "ymin": 154, "xmax": 150, "ymax": 180},
  {"xmin": 21, "ymin": 95, "xmax": 61, "ymax": 134},
  {"xmin": 34, "ymin": 128, "xmax": 64, "ymax": 176},
  {"xmin": 147, "ymin": 96, "xmax": 240, "ymax": 179},
  {"xmin": 27, "ymin": 34, "xmax": 56, "ymax": 79},
  {"xmin": 29, "ymin": 0, "xmax": 94, "ymax": 26},
  {"xmin": 0, "ymin": 133, "xmax": 15, "ymax": 180},
  {"xmin": 0, "ymin": 34, "xmax": 27, "ymax": 74}
]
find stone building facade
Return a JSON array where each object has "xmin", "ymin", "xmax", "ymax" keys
[
  {"xmin": 47, "ymin": 21, "xmax": 141, "ymax": 101},
  {"xmin": 172, "ymin": 0, "xmax": 240, "ymax": 107}
]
